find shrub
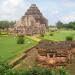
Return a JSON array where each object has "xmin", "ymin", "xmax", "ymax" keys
[
  {"xmin": 0, "ymin": 62, "xmax": 12, "ymax": 75},
  {"xmin": 50, "ymin": 33, "xmax": 53, "ymax": 36},
  {"xmin": 66, "ymin": 36, "xmax": 73, "ymax": 41},
  {"xmin": 0, "ymin": 64, "xmax": 70, "ymax": 75},
  {"xmin": 40, "ymin": 34, "xmax": 44, "ymax": 37},
  {"xmin": 17, "ymin": 35, "xmax": 24, "ymax": 44},
  {"xmin": 59, "ymin": 68, "xmax": 69, "ymax": 75},
  {"xmin": 24, "ymin": 67, "xmax": 55, "ymax": 75}
]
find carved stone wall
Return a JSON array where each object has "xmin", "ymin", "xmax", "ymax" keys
[{"xmin": 15, "ymin": 4, "xmax": 48, "ymax": 35}]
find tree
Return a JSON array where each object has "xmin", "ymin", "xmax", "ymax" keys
[
  {"xmin": 17, "ymin": 35, "xmax": 25, "ymax": 44},
  {"xmin": 56, "ymin": 21, "xmax": 63, "ymax": 29},
  {"xmin": 9, "ymin": 21, "xmax": 16, "ymax": 28},
  {"xmin": 56, "ymin": 21, "xmax": 75, "ymax": 30},
  {"xmin": 0, "ymin": 21, "xmax": 16, "ymax": 30},
  {"xmin": 0, "ymin": 21, "xmax": 9, "ymax": 30}
]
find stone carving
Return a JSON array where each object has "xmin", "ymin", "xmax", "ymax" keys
[{"xmin": 15, "ymin": 4, "xmax": 48, "ymax": 35}]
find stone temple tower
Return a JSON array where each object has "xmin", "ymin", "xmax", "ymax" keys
[{"xmin": 15, "ymin": 4, "xmax": 48, "ymax": 35}]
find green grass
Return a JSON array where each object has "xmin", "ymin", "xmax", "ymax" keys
[
  {"xmin": 0, "ymin": 35, "xmax": 38, "ymax": 62},
  {"xmin": 0, "ymin": 30, "xmax": 75, "ymax": 63},
  {"xmin": 43, "ymin": 30, "xmax": 75, "ymax": 41}
]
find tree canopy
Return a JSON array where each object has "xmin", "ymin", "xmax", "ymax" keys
[
  {"xmin": 56, "ymin": 21, "xmax": 75, "ymax": 30},
  {"xmin": 0, "ymin": 21, "xmax": 16, "ymax": 30}
]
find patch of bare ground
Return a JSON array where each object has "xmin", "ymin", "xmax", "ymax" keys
[
  {"xmin": 12, "ymin": 47, "xmax": 38, "ymax": 69},
  {"xmin": 66, "ymin": 54, "xmax": 75, "ymax": 75}
]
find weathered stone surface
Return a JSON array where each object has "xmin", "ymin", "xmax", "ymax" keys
[
  {"xmin": 15, "ymin": 4, "xmax": 48, "ymax": 35},
  {"xmin": 36, "ymin": 40, "xmax": 75, "ymax": 67}
]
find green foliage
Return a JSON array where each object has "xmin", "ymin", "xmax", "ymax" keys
[
  {"xmin": 17, "ymin": 35, "xmax": 25, "ymax": 44},
  {"xmin": 20, "ymin": 67, "xmax": 56, "ymax": 75},
  {"xmin": 0, "ymin": 63, "xmax": 70, "ymax": 75},
  {"xmin": 40, "ymin": 34, "xmax": 44, "ymax": 37},
  {"xmin": 0, "ymin": 62, "xmax": 11, "ymax": 75},
  {"xmin": 0, "ymin": 32, "xmax": 8, "ymax": 35},
  {"xmin": 0, "ymin": 21, "xmax": 16, "ymax": 30},
  {"xmin": 56, "ymin": 21, "xmax": 63, "ymax": 29},
  {"xmin": 50, "ymin": 33, "xmax": 53, "ymax": 36},
  {"xmin": 59, "ymin": 68, "xmax": 70, "ymax": 75},
  {"xmin": 56, "ymin": 21, "xmax": 75, "ymax": 30},
  {"xmin": 66, "ymin": 36, "xmax": 73, "ymax": 41},
  {"xmin": 0, "ymin": 21, "xmax": 9, "ymax": 29},
  {"xmin": 9, "ymin": 21, "xmax": 16, "ymax": 28}
]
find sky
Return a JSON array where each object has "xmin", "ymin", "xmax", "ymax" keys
[{"xmin": 0, "ymin": 0, "xmax": 75, "ymax": 25}]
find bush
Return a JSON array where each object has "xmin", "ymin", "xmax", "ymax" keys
[
  {"xmin": 0, "ymin": 63, "xmax": 70, "ymax": 75},
  {"xmin": 17, "ymin": 35, "xmax": 24, "ymax": 44},
  {"xmin": 0, "ymin": 62, "xmax": 12, "ymax": 75},
  {"xmin": 50, "ymin": 33, "xmax": 53, "ymax": 36},
  {"xmin": 66, "ymin": 36, "xmax": 73, "ymax": 41},
  {"xmin": 24, "ymin": 67, "xmax": 55, "ymax": 75},
  {"xmin": 59, "ymin": 68, "xmax": 69, "ymax": 75},
  {"xmin": 40, "ymin": 34, "xmax": 44, "ymax": 37}
]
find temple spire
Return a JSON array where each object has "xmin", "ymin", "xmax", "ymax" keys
[{"xmin": 15, "ymin": 4, "xmax": 48, "ymax": 35}]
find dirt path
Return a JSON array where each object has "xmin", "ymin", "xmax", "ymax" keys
[{"xmin": 13, "ymin": 48, "xmax": 38, "ymax": 69}]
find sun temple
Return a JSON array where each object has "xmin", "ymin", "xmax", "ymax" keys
[{"xmin": 14, "ymin": 4, "xmax": 48, "ymax": 35}]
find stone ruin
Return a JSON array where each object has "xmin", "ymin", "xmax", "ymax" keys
[
  {"xmin": 35, "ymin": 40, "xmax": 75, "ymax": 67},
  {"xmin": 14, "ymin": 4, "xmax": 48, "ymax": 35}
]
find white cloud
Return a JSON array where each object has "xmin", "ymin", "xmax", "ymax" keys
[
  {"xmin": 3, "ymin": 0, "xmax": 22, "ymax": 8},
  {"xmin": 0, "ymin": 0, "xmax": 24, "ymax": 20},
  {"xmin": 2, "ymin": 0, "xmax": 23, "ymax": 12},
  {"xmin": 61, "ymin": 12, "xmax": 75, "ymax": 23}
]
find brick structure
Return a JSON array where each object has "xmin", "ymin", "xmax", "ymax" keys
[
  {"xmin": 36, "ymin": 40, "xmax": 74, "ymax": 67},
  {"xmin": 14, "ymin": 4, "xmax": 48, "ymax": 35}
]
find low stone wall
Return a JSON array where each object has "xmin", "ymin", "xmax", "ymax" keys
[
  {"xmin": 24, "ymin": 46, "xmax": 36, "ymax": 53},
  {"xmin": 9, "ymin": 53, "xmax": 27, "ymax": 68},
  {"xmin": 9, "ymin": 46, "xmax": 35, "ymax": 68}
]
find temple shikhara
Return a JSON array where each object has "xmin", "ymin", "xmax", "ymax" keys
[{"xmin": 14, "ymin": 4, "xmax": 48, "ymax": 35}]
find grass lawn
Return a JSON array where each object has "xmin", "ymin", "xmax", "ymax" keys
[
  {"xmin": 43, "ymin": 30, "xmax": 75, "ymax": 41},
  {"xmin": 0, "ymin": 35, "xmax": 38, "ymax": 62}
]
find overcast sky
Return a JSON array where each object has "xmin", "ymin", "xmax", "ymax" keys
[{"xmin": 0, "ymin": 0, "xmax": 75, "ymax": 25}]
